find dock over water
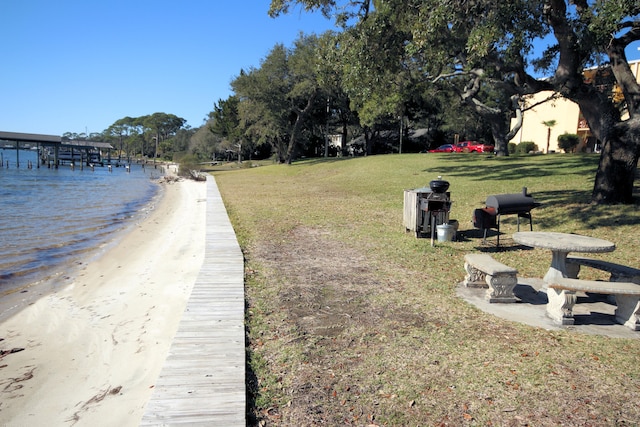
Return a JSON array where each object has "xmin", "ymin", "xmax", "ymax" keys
[
  {"xmin": 140, "ymin": 175, "xmax": 246, "ymax": 425},
  {"xmin": 0, "ymin": 130, "xmax": 114, "ymax": 168}
]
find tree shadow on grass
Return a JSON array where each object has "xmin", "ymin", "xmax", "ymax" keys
[
  {"xmin": 532, "ymin": 189, "xmax": 640, "ymax": 229},
  {"xmin": 457, "ymin": 229, "xmax": 536, "ymax": 252},
  {"xmin": 422, "ymin": 154, "xmax": 600, "ymax": 184}
]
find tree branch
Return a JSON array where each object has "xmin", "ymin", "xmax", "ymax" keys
[
  {"xmin": 505, "ymin": 95, "xmax": 523, "ymax": 141},
  {"xmin": 431, "ymin": 70, "xmax": 465, "ymax": 83},
  {"xmin": 613, "ymin": 22, "xmax": 640, "ymax": 48},
  {"xmin": 544, "ymin": 0, "xmax": 582, "ymax": 87},
  {"xmin": 521, "ymin": 92, "xmax": 563, "ymax": 113}
]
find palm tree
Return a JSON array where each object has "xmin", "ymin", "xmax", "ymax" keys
[{"xmin": 542, "ymin": 120, "xmax": 557, "ymax": 153}]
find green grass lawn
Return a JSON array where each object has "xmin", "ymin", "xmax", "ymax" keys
[{"xmin": 213, "ymin": 153, "xmax": 640, "ymax": 426}]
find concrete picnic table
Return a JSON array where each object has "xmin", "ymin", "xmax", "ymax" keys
[{"xmin": 512, "ymin": 231, "xmax": 616, "ymax": 285}]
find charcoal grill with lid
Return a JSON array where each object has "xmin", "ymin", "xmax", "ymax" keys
[
  {"xmin": 403, "ymin": 177, "xmax": 453, "ymax": 242},
  {"xmin": 420, "ymin": 191, "xmax": 452, "ymax": 245},
  {"xmin": 473, "ymin": 187, "xmax": 541, "ymax": 246}
]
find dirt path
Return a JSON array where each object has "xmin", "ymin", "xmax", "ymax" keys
[{"xmin": 246, "ymin": 226, "xmax": 432, "ymax": 425}]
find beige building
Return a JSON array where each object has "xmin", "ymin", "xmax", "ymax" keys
[{"xmin": 512, "ymin": 59, "xmax": 640, "ymax": 153}]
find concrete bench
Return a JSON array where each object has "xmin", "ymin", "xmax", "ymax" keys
[
  {"xmin": 566, "ymin": 256, "xmax": 640, "ymax": 283},
  {"xmin": 463, "ymin": 253, "xmax": 518, "ymax": 303},
  {"xmin": 548, "ymin": 277, "xmax": 640, "ymax": 330}
]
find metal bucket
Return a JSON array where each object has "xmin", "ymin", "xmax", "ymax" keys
[{"xmin": 436, "ymin": 223, "xmax": 455, "ymax": 242}]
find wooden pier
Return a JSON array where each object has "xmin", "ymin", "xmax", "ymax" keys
[
  {"xmin": 0, "ymin": 131, "xmax": 113, "ymax": 168},
  {"xmin": 140, "ymin": 175, "xmax": 246, "ymax": 426}
]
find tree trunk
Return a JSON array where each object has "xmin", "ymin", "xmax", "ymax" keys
[
  {"xmin": 398, "ymin": 115, "xmax": 404, "ymax": 154},
  {"xmin": 341, "ymin": 121, "xmax": 348, "ymax": 156},
  {"xmin": 567, "ymin": 84, "xmax": 638, "ymax": 204},
  {"xmin": 590, "ymin": 117, "xmax": 640, "ymax": 204},
  {"xmin": 285, "ymin": 90, "xmax": 319, "ymax": 164},
  {"xmin": 469, "ymin": 101, "xmax": 509, "ymax": 156},
  {"xmin": 274, "ymin": 137, "xmax": 287, "ymax": 163},
  {"xmin": 590, "ymin": 37, "xmax": 640, "ymax": 204},
  {"xmin": 490, "ymin": 119, "xmax": 510, "ymax": 157},
  {"xmin": 364, "ymin": 127, "xmax": 373, "ymax": 156},
  {"xmin": 285, "ymin": 114, "xmax": 305, "ymax": 164},
  {"xmin": 460, "ymin": 71, "xmax": 512, "ymax": 156}
]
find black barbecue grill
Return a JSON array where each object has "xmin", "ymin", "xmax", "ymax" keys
[{"xmin": 473, "ymin": 188, "xmax": 541, "ymax": 246}]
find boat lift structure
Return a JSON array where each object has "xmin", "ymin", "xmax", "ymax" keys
[{"xmin": 0, "ymin": 131, "xmax": 113, "ymax": 168}]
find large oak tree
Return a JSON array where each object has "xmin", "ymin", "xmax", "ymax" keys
[{"xmin": 271, "ymin": 0, "xmax": 640, "ymax": 204}]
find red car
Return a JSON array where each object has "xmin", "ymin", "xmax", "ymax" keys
[
  {"xmin": 428, "ymin": 144, "xmax": 455, "ymax": 153},
  {"xmin": 453, "ymin": 141, "xmax": 495, "ymax": 153}
]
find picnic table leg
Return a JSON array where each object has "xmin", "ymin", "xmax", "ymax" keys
[
  {"xmin": 543, "ymin": 250, "xmax": 569, "ymax": 285},
  {"xmin": 614, "ymin": 296, "xmax": 640, "ymax": 331},
  {"xmin": 565, "ymin": 263, "xmax": 580, "ymax": 279},
  {"xmin": 546, "ymin": 288, "xmax": 577, "ymax": 325}
]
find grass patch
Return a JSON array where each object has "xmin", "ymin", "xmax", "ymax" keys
[{"xmin": 214, "ymin": 153, "xmax": 640, "ymax": 426}]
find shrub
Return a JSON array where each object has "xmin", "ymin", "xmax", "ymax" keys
[
  {"xmin": 176, "ymin": 154, "xmax": 201, "ymax": 178},
  {"xmin": 515, "ymin": 141, "xmax": 539, "ymax": 154},
  {"xmin": 508, "ymin": 142, "xmax": 517, "ymax": 154},
  {"xmin": 557, "ymin": 133, "xmax": 581, "ymax": 153}
]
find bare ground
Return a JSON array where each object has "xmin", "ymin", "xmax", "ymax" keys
[{"xmin": 246, "ymin": 226, "xmax": 399, "ymax": 425}]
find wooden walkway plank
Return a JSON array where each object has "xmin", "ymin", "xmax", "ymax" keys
[{"xmin": 140, "ymin": 175, "xmax": 245, "ymax": 426}]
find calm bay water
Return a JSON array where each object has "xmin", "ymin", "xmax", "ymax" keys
[{"xmin": 0, "ymin": 148, "xmax": 165, "ymax": 310}]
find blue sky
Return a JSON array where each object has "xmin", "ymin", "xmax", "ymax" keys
[
  {"xmin": 1, "ymin": 2, "xmax": 639, "ymax": 137},
  {"xmin": 0, "ymin": 1, "xmax": 336, "ymax": 136}
]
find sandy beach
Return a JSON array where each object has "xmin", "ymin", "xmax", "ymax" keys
[{"xmin": 0, "ymin": 177, "xmax": 207, "ymax": 426}]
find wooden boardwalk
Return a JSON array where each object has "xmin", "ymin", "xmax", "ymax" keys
[{"xmin": 141, "ymin": 175, "xmax": 245, "ymax": 426}]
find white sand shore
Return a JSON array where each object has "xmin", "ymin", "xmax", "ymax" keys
[{"xmin": 0, "ymin": 178, "xmax": 207, "ymax": 426}]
